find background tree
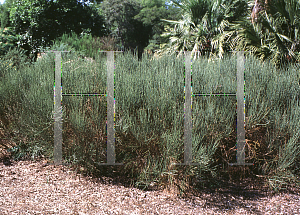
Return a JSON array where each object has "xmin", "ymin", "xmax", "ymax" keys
[
  {"xmin": 100, "ymin": 0, "xmax": 153, "ymax": 59},
  {"xmin": 132, "ymin": 0, "xmax": 182, "ymax": 53},
  {"xmin": 156, "ymin": 0, "xmax": 249, "ymax": 59},
  {"xmin": 7, "ymin": 0, "xmax": 108, "ymax": 60},
  {"xmin": 0, "ymin": 1, "xmax": 12, "ymax": 29},
  {"xmin": 0, "ymin": 0, "xmax": 22, "ymax": 57},
  {"xmin": 1, "ymin": 0, "xmax": 185, "ymax": 60},
  {"xmin": 0, "ymin": 27, "xmax": 22, "ymax": 56},
  {"xmin": 228, "ymin": 0, "xmax": 300, "ymax": 68}
]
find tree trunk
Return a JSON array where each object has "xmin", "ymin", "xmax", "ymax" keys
[{"xmin": 251, "ymin": 0, "xmax": 270, "ymax": 24}]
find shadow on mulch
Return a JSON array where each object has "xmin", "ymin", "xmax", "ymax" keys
[
  {"xmin": 76, "ymin": 162, "xmax": 299, "ymax": 198},
  {"xmin": 84, "ymin": 162, "xmax": 299, "ymax": 211},
  {"xmin": 178, "ymin": 172, "xmax": 300, "ymax": 214},
  {"xmin": 75, "ymin": 164, "xmax": 299, "ymax": 215}
]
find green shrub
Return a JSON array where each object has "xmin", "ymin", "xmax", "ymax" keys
[
  {"xmin": 0, "ymin": 27, "xmax": 21, "ymax": 57},
  {"xmin": 0, "ymin": 46, "xmax": 33, "ymax": 73},
  {"xmin": 49, "ymin": 31, "xmax": 119, "ymax": 60}
]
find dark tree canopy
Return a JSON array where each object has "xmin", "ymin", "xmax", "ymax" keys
[
  {"xmin": 100, "ymin": 0, "xmax": 153, "ymax": 58},
  {"xmin": 132, "ymin": 0, "xmax": 182, "ymax": 53}
]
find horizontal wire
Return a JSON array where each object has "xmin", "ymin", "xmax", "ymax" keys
[
  {"xmin": 62, "ymin": 93, "xmax": 106, "ymax": 96},
  {"xmin": 193, "ymin": 94, "xmax": 237, "ymax": 96}
]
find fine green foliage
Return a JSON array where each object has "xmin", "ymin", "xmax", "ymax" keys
[{"xmin": 1, "ymin": 47, "xmax": 299, "ymax": 194}]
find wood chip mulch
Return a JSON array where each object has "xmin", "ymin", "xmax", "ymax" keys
[{"xmin": 0, "ymin": 159, "xmax": 299, "ymax": 214}]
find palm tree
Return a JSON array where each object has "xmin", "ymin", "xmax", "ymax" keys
[
  {"xmin": 226, "ymin": 0, "xmax": 300, "ymax": 69},
  {"xmin": 156, "ymin": 0, "xmax": 248, "ymax": 60}
]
